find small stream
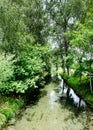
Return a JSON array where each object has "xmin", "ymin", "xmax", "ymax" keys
[{"xmin": 3, "ymin": 80, "xmax": 89, "ymax": 130}]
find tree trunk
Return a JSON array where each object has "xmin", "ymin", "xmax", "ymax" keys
[
  {"xmin": 67, "ymin": 87, "xmax": 70, "ymax": 98},
  {"xmin": 79, "ymin": 58, "xmax": 82, "ymax": 85},
  {"xmin": 64, "ymin": 31, "xmax": 69, "ymax": 76},
  {"xmin": 89, "ymin": 59, "xmax": 92, "ymax": 93},
  {"xmin": 90, "ymin": 76, "xmax": 92, "ymax": 93},
  {"xmin": 80, "ymin": 73, "xmax": 82, "ymax": 85},
  {"xmin": 78, "ymin": 98, "xmax": 81, "ymax": 108},
  {"xmin": 62, "ymin": 80, "xmax": 65, "ymax": 94},
  {"xmin": 62, "ymin": 56, "xmax": 65, "ymax": 73},
  {"xmin": 67, "ymin": 65, "xmax": 69, "ymax": 76}
]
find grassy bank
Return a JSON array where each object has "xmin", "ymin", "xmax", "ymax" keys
[
  {"xmin": 59, "ymin": 71, "xmax": 93, "ymax": 108},
  {"xmin": 0, "ymin": 95, "xmax": 24, "ymax": 130}
]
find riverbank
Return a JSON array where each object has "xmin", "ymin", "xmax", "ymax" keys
[
  {"xmin": 0, "ymin": 87, "xmax": 44, "ymax": 130},
  {"xmin": 0, "ymin": 95, "xmax": 24, "ymax": 130},
  {"xmin": 59, "ymin": 70, "xmax": 93, "ymax": 108},
  {"xmin": 58, "ymin": 72, "xmax": 93, "ymax": 130}
]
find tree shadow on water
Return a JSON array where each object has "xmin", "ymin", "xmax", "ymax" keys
[
  {"xmin": 40, "ymin": 90, "xmax": 47, "ymax": 98},
  {"xmin": 59, "ymin": 96, "xmax": 86, "ymax": 117},
  {"xmin": 25, "ymin": 88, "xmax": 47, "ymax": 106}
]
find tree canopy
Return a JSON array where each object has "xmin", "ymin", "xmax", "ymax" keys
[{"xmin": 0, "ymin": 0, "xmax": 93, "ymax": 94}]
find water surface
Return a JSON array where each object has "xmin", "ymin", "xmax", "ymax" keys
[
  {"xmin": 58, "ymin": 79, "xmax": 86, "ymax": 108},
  {"xmin": 3, "ymin": 82, "xmax": 88, "ymax": 130}
]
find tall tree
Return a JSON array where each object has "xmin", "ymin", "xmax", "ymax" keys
[
  {"xmin": 0, "ymin": 0, "xmax": 48, "ymax": 54},
  {"xmin": 0, "ymin": 0, "xmax": 26, "ymax": 53},
  {"xmin": 45, "ymin": 0, "xmax": 87, "ymax": 75}
]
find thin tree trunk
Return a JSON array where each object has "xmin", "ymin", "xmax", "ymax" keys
[
  {"xmin": 62, "ymin": 57, "xmax": 65, "ymax": 73},
  {"xmin": 79, "ymin": 98, "xmax": 81, "ymax": 108},
  {"xmin": 79, "ymin": 58, "xmax": 82, "ymax": 85},
  {"xmin": 90, "ymin": 76, "xmax": 92, "ymax": 93},
  {"xmin": 80, "ymin": 73, "xmax": 82, "ymax": 85},
  {"xmin": 62, "ymin": 80, "xmax": 65, "ymax": 94},
  {"xmin": 64, "ymin": 33, "xmax": 69, "ymax": 76},
  {"xmin": 67, "ymin": 66, "xmax": 69, "ymax": 76},
  {"xmin": 67, "ymin": 87, "xmax": 70, "ymax": 98}
]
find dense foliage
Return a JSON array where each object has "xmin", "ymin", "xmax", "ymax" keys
[
  {"xmin": 0, "ymin": 0, "xmax": 51, "ymax": 95},
  {"xmin": 0, "ymin": 0, "xmax": 93, "ymax": 128},
  {"xmin": 0, "ymin": 0, "xmax": 51, "ymax": 127},
  {"xmin": 46, "ymin": 0, "xmax": 93, "ymax": 93},
  {"xmin": 0, "ymin": 46, "xmax": 50, "ymax": 94}
]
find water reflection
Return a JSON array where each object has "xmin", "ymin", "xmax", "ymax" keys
[
  {"xmin": 49, "ymin": 90, "xmax": 59, "ymax": 105},
  {"xmin": 69, "ymin": 88, "xmax": 86, "ymax": 107},
  {"xmin": 58, "ymin": 78, "xmax": 86, "ymax": 108}
]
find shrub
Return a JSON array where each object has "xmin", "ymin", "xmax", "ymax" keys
[
  {"xmin": 0, "ymin": 113, "xmax": 6, "ymax": 125},
  {"xmin": 68, "ymin": 76, "xmax": 80, "ymax": 88},
  {"xmin": 0, "ymin": 53, "xmax": 14, "ymax": 83},
  {"xmin": 0, "ymin": 53, "xmax": 15, "ymax": 94},
  {"xmin": 0, "ymin": 45, "xmax": 50, "ymax": 94}
]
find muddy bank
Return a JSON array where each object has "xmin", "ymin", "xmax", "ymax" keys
[{"xmin": 3, "ymin": 82, "xmax": 90, "ymax": 130}]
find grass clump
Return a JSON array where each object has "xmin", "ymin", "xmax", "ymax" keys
[{"xmin": 0, "ymin": 95, "xmax": 24, "ymax": 129}]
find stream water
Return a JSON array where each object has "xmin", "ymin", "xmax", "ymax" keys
[{"xmin": 3, "ymin": 81, "xmax": 89, "ymax": 130}]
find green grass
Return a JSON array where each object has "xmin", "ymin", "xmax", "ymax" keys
[{"xmin": 0, "ymin": 95, "xmax": 24, "ymax": 129}]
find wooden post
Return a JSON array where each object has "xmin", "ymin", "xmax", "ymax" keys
[{"xmin": 87, "ymin": 73, "xmax": 93, "ymax": 93}]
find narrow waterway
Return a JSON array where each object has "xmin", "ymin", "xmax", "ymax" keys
[{"xmin": 3, "ymin": 82, "xmax": 89, "ymax": 130}]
